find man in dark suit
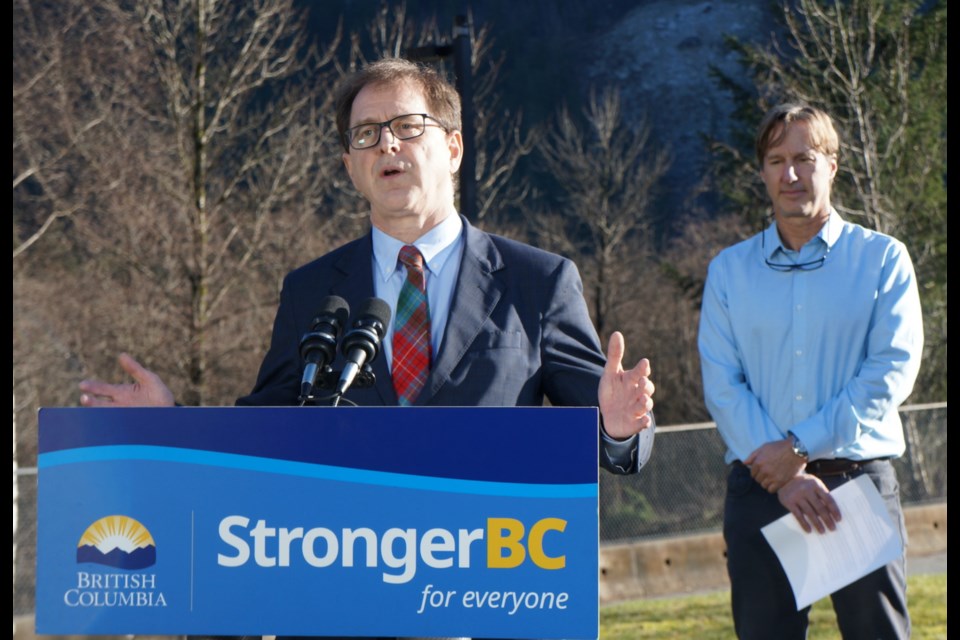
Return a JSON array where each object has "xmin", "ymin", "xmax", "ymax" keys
[
  {"xmin": 78, "ymin": 54, "xmax": 654, "ymax": 640},
  {"xmin": 79, "ymin": 57, "xmax": 654, "ymax": 472}
]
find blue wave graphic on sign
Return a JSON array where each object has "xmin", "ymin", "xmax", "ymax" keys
[
  {"xmin": 40, "ymin": 445, "xmax": 597, "ymax": 498},
  {"xmin": 37, "ymin": 407, "xmax": 600, "ymax": 486}
]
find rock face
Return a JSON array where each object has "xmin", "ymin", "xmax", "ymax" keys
[
  {"xmin": 582, "ymin": 0, "xmax": 777, "ymax": 219},
  {"xmin": 302, "ymin": 0, "xmax": 780, "ymax": 223}
]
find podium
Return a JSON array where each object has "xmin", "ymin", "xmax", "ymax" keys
[{"xmin": 36, "ymin": 406, "xmax": 600, "ymax": 639}]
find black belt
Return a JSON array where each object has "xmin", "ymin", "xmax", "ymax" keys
[
  {"xmin": 804, "ymin": 457, "xmax": 889, "ymax": 477},
  {"xmin": 733, "ymin": 457, "xmax": 890, "ymax": 477}
]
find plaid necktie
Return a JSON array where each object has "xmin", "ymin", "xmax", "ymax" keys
[{"xmin": 392, "ymin": 245, "xmax": 432, "ymax": 405}]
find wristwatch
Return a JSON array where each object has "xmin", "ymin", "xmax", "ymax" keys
[{"xmin": 788, "ymin": 431, "xmax": 808, "ymax": 460}]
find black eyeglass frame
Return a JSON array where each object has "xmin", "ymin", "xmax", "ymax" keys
[
  {"xmin": 345, "ymin": 113, "xmax": 449, "ymax": 150},
  {"xmin": 761, "ymin": 227, "xmax": 830, "ymax": 272}
]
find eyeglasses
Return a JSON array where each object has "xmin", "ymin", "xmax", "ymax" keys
[
  {"xmin": 345, "ymin": 113, "xmax": 448, "ymax": 150},
  {"xmin": 761, "ymin": 228, "xmax": 830, "ymax": 272}
]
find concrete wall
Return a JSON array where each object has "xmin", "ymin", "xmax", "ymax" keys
[{"xmin": 599, "ymin": 501, "xmax": 948, "ymax": 604}]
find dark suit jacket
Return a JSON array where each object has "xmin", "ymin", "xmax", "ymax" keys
[{"xmin": 237, "ymin": 216, "xmax": 643, "ymax": 473}]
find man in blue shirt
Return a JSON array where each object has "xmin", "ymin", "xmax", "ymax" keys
[{"xmin": 698, "ymin": 103, "xmax": 923, "ymax": 639}]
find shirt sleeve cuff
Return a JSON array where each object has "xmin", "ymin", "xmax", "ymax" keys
[{"xmin": 600, "ymin": 425, "xmax": 639, "ymax": 473}]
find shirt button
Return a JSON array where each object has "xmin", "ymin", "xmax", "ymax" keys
[
  {"xmin": 796, "ymin": 304, "xmax": 803, "ymax": 311},
  {"xmin": 795, "ymin": 350, "xmax": 803, "ymax": 356},
  {"xmin": 795, "ymin": 394, "xmax": 803, "ymax": 401}
]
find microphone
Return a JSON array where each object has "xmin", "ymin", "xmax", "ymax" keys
[
  {"xmin": 299, "ymin": 296, "xmax": 350, "ymax": 400},
  {"xmin": 335, "ymin": 297, "xmax": 391, "ymax": 398}
]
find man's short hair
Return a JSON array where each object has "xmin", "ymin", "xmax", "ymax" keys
[
  {"xmin": 755, "ymin": 103, "xmax": 839, "ymax": 166},
  {"xmin": 334, "ymin": 57, "xmax": 462, "ymax": 151}
]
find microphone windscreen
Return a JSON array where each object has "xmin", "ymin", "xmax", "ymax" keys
[
  {"xmin": 356, "ymin": 297, "xmax": 391, "ymax": 330},
  {"xmin": 317, "ymin": 295, "xmax": 350, "ymax": 327}
]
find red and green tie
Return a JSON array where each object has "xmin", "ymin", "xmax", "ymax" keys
[{"xmin": 392, "ymin": 245, "xmax": 431, "ymax": 405}]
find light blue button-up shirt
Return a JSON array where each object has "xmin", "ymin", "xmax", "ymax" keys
[
  {"xmin": 698, "ymin": 211, "xmax": 924, "ymax": 464},
  {"xmin": 371, "ymin": 212, "xmax": 464, "ymax": 371}
]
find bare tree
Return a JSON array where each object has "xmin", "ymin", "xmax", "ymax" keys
[
  {"xmin": 14, "ymin": 0, "xmax": 352, "ymax": 403},
  {"xmin": 466, "ymin": 19, "xmax": 536, "ymax": 230},
  {"xmin": 13, "ymin": 2, "xmax": 119, "ymax": 259},
  {"xmin": 13, "ymin": 0, "xmax": 152, "ymax": 615},
  {"xmin": 533, "ymin": 87, "xmax": 671, "ymax": 340},
  {"xmin": 13, "ymin": 0, "xmax": 349, "ymax": 614},
  {"xmin": 126, "ymin": 0, "xmax": 352, "ymax": 404},
  {"xmin": 527, "ymin": 86, "xmax": 664, "ymax": 538}
]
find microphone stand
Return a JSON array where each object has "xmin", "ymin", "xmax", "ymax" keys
[{"xmin": 298, "ymin": 366, "xmax": 378, "ymax": 407}]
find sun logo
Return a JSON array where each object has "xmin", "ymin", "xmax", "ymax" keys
[{"xmin": 76, "ymin": 515, "xmax": 157, "ymax": 570}]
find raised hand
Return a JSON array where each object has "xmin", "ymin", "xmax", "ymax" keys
[
  {"xmin": 78, "ymin": 353, "xmax": 175, "ymax": 407},
  {"xmin": 598, "ymin": 331, "xmax": 655, "ymax": 440}
]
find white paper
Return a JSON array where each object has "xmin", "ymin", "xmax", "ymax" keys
[{"xmin": 760, "ymin": 474, "xmax": 903, "ymax": 610}]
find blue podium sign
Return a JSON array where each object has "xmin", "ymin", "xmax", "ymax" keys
[{"xmin": 36, "ymin": 407, "xmax": 599, "ymax": 639}]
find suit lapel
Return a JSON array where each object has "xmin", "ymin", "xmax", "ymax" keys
[
  {"xmin": 329, "ymin": 233, "xmax": 396, "ymax": 406},
  {"xmin": 418, "ymin": 219, "xmax": 505, "ymax": 404}
]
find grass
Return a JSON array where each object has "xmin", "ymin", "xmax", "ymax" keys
[{"xmin": 599, "ymin": 573, "xmax": 947, "ymax": 639}]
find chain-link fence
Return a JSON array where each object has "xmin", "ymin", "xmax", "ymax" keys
[
  {"xmin": 12, "ymin": 404, "xmax": 947, "ymax": 616},
  {"xmin": 599, "ymin": 402, "xmax": 948, "ymax": 544}
]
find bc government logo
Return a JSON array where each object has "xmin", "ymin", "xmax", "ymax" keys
[{"xmin": 66, "ymin": 515, "xmax": 167, "ymax": 608}]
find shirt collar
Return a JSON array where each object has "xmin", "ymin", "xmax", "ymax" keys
[
  {"xmin": 763, "ymin": 208, "xmax": 843, "ymax": 260},
  {"xmin": 820, "ymin": 208, "xmax": 844, "ymax": 249},
  {"xmin": 372, "ymin": 212, "xmax": 464, "ymax": 281}
]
